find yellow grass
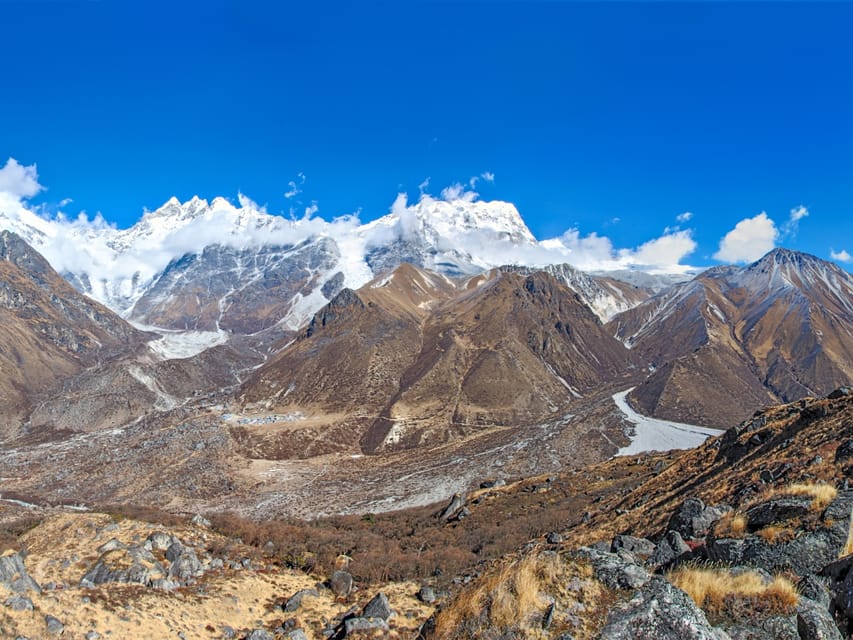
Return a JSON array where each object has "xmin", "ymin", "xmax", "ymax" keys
[
  {"xmin": 755, "ymin": 525, "xmax": 796, "ymax": 545},
  {"xmin": 432, "ymin": 552, "xmax": 604, "ymax": 639},
  {"xmin": 669, "ymin": 567, "xmax": 798, "ymax": 616},
  {"xmin": 779, "ymin": 483, "xmax": 837, "ymax": 510}
]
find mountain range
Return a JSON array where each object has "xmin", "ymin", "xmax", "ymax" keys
[{"xmin": 0, "ymin": 196, "xmax": 850, "ymax": 520}]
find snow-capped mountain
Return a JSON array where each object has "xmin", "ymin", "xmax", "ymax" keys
[
  {"xmin": 608, "ymin": 248, "xmax": 853, "ymax": 427},
  {"xmin": 0, "ymin": 192, "xmax": 671, "ymax": 338}
]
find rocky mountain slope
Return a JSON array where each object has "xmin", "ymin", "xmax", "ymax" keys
[
  {"xmin": 240, "ymin": 263, "xmax": 639, "ymax": 455},
  {"xmin": 425, "ymin": 388, "xmax": 853, "ymax": 639},
  {"xmin": 0, "ymin": 231, "xmax": 150, "ymax": 436},
  {"xmin": 609, "ymin": 249, "xmax": 853, "ymax": 427}
]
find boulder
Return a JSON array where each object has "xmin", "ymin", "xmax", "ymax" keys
[
  {"xmin": 576, "ymin": 547, "xmax": 651, "ymax": 590},
  {"xmin": 648, "ymin": 531, "xmax": 692, "ymax": 569},
  {"xmin": 0, "ymin": 552, "xmax": 41, "ymax": 593},
  {"xmin": 599, "ymin": 576, "xmax": 731, "ymax": 639},
  {"xmin": 285, "ymin": 631, "xmax": 308, "ymax": 640},
  {"xmin": 362, "ymin": 592, "xmax": 393, "ymax": 619},
  {"xmin": 4, "ymin": 594, "xmax": 33, "ymax": 611},
  {"xmin": 612, "ymin": 535, "xmax": 656, "ymax": 558},
  {"xmin": 417, "ymin": 586, "xmax": 436, "ymax": 604},
  {"xmin": 245, "ymin": 631, "xmax": 273, "ymax": 640},
  {"xmin": 283, "ymin": 588, "xmax": 319, "ymax": 613},
  {"xmin": 667, "ymin": 497, "xmax": 727, "ymax": 539},
  {"xmin": 45, "ymin": 615, "xmax": 64, "ymax": 636},
  {"xmin": 344, "ymin": 616, "xmax": 390, "ymax": 635},
  {"xmin": 709, "ymin": 491, "xmax": 853, "ymax": 576},
  {"xmin": 745, "ymin": 497, "xmax": 812, "ymax": 530},
  {"xmin": 438, "ymin": 494, "xmax": 465, "ymax": 520},
  {"xmin": 330, "ymin": 570, "xmax": 353, "ymax": 597},
  {"xmin": 796, "ymin": 596, "xmax": 843, "ymax": 640},
  {"xmin": 81, "ymin": 545, "xmax": 168, "ymax": 588}
]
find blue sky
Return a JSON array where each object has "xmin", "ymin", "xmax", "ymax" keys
[{"xmin": 1, "ymin": 1, "xmax": 851, "ymax": 267}]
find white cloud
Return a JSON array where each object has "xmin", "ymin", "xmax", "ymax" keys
[
  {"xmin": 676, "ymin": 211, "xmax": 693, "ymax": 223},
  {"xmin": 417, "ymin": 177, "xmax": 430, "ymax": 194},
  {"xmin": 283, "ymin": 172, "xmax": 306, "ymax": 199},
  {"xmin": 625, "ymin": 230, "xmax": 697, "ymax": 267},
  {"xmin": 440, "ymin": 182, "xmax": 478, "ymax": 202},
  {"xmin": 714, "ymin": 212, "xmax": 778, "ymax": 263},
  {"xmin": 781, "ymin": 204, "xmax": 808, "ymax": 237},
  {"xmin": 284, "ymin": 181, "xmax": 300, "ymax": 199},
  {"xmin": 789, "ymin": 205, "xmax": 808, "ymax": 222},
  {"xmin": 830, "ymin": 248, "xmax": 852, "ymax": 263},
  {"xmin": 0, "ymin": 158, "xmax": 43, "ymax": 199},
  {"xmin": 58, "ymin": 198, "xmax": 73, "ymax": 208},
  {"xmin": 481, "ymin": 171, "xmax": 495, "ymax": 183}
]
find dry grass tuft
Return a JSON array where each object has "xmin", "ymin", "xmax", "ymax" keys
[
  {"xmin": 755, "ymin": 525, "xmax": 796, "ymax": 545},
  {"xmin": 669, "ymin": 566, "xmax": 798, "ymax": 617},
  {"xmin": 714, "ymin": 513, "xmax": 747, "ymax": 539},
  {"xmin": 430, "ymin": 552, "xmax": 611, "ymax": 639},
  {"xmin": 778, "ymin": 483, "xmax": 837, "ymax": 510}
]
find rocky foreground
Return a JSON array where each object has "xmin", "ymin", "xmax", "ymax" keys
[{"xmin": 0, "ymin": 389, "xmax": 851, "ymax": 639}]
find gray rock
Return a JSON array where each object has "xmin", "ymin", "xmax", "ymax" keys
[
  {"xmin": 362, "ymin": 592, "xmax": 392, "ymax": 619},
  {"xmin": 612, "ymin": 535, "xmax": 656, "ymax": 558},
  {"xmin": 97, "ymin": 538, "xmax": 126, "ymax": 553},
  {"xmin": 330, "ymin": 570, "xmax": 353, "ymax": 596},
  {"xmin": 438, "ymin": 494, "xmax": 465, "ymax": 520},
  {"xmin": 191, "ymin": 514, "xmax": 211, "ymax": 527},
  {"xmin": 799, "ymin": 574, "xmax": 833, "ymax": 610},
  {"xmin": 649, "ymin": 530, "xmax": 692, "ymax": 569},
  {"xmin": 546, "ymin": 532, "xmax": 564, "ymax": 544},
  {"xmin": 576, "ymin": 547, "xmax": 651, "ymax": 590},
  {"xmin": 797, "ymin": 596, "xmax": 843, "ymax": 640},
  {"xmin": 145, "ymin": 531, "xmax": 173, "ymax": 551},
  {"xmin": 285, "ymin": 631, "xmax": 308, "ymax": 640},
  {"xmin": 708, "ymin": 491, "xmax": 853, "ymax": 576},
  {"xmin": 599, "ymin": 576, "xmax": 731, "ymax": 639},
  {"xmin": 0, "ymin": 552, "xmax": 41, "ymax": 593},
  {"xmin": 723, "ymin": 615, "xmax": 800, "ymax": 639},
  {"xmin": 667, "ymin": 497, "xmax": 727, "ymax": 539},
  {"xmin": 166, "ymin": 543, "xmax": 204, "ymax": 581},
  {"xmin": 45, "ymin": 614, "xmax": 64, "ymax": 635},
  {"xmin": 4, "ymin": 594, "xmax": 33, "ymax": 611},
  {"xmin": 245, "ymin": 631, "xmax": 273, "ymax": 640},
  {"xmin": 284, "ymin": 588, "xmax": 319, "ymax": 612},
  {"xmin": 344, "ymin": 616, "xmax": 390, "ymax": 634},
  {"xmin": 85, "ymin": 633, "xmax": 102, "ymax": 640},
  {"xmin": 81, "ymin": 545, "xmax": 169, "ymax": 588},
  {"xmin": 417, "ymin": 586, "xmax": 436, "ymax": 604},
  {"xmin": 745, "ymin": 497, "xmax": 812, "ymax": 529}
]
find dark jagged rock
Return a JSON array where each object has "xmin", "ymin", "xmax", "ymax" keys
[
  {"xmin": 648, "ymin": 530, "xmax": 692, "ymax": 570},
  {"xmin": 709, "ymin": 491, "xmax": 853, "ymax": 576},
  {"xmin": 667, "ymin": 497, "xmax": 727, "ymax": 539},
  {"xmin": 796, "ymin": 596, "xmax": 843, "ymax": 640},
  {"xmin": 283, "ymin": 588, "xmax": 319, "ymax": 613},
  {"xmin": 362, "ymin": 592, "xmax": 393, "ymax": 619},
  {"xmin": 438, "ymin": 494, "xmax": 465, "ymax": 521},
  {"xmin": 611, "ymin": 535, "xmax": 656, "ymax": 558},
  {"xmin": 746, "ymin": 497, "xmax": 812, "ymax": 530}
]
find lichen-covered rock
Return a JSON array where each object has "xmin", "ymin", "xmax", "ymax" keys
[
  {"xmin": 796, "ymin": 596, "xmax": 843, "ymax": 640},
  {"xmin": 0, "ymin": 552, "xmax": 40, "ymax": 593},
  {"xmin": 362, "ymin": 591, "xmax": 393, "ymax": 619},
  {"xmin": 667, "ymin": 497, "xmax": 728, "ymax": 539},
  {"xmin": 576, "ymin": 547, "xmax": 651, "ymax": 590},
  {"xmin": 599, "ymin": 577, "xmax": 730, "ymax": 639},
  {"xmin": 648, "ymin": 530, "xmax": 692, "ymax": 569}
]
